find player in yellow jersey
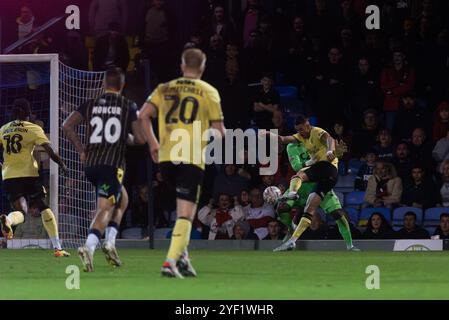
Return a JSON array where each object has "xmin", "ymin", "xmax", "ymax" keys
[
  {"xmin": 0, "ymin": 99, "xmax": 70, "ymax": 257},
  {"xmin": 139, "ymin": 48, "xmax": 226, "ymax": 278},
  {"xmin": 269, "ymin": 115, "xmax": 342, "ymax": 251}
]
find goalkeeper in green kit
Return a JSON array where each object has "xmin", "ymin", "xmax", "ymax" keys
[{"xmin": 274, "ymin": 142, "xmax": 359, "ymax": 251}]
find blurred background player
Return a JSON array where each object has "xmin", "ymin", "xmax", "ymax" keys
[
  {"xmin": 275, "ymin": 141, "xmax": 358, "ymax": 251},
  {"xmin": 0, "ymin": 99, "xmax": 70, "ymax": 257},
  {"xmin": 139, "ymin": 48, "xmax": 225, "ymax": 278},
  {"xmin": 63, "ymin": 67, "xmax": 145, "ymax": 272}
]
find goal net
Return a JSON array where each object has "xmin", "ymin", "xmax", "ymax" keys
[{"xmin": 0, "ymin": 54, "xmax": 104, "ymax": 248}]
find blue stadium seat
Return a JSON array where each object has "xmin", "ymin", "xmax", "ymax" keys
[
  {"xmin": 359, "ymin": 207, "xmax": 391, "ymax": 223},
  {"xmin": 348, "ymin": 158, "xmax": 363, "ymax": 174},
  {"xmin": 343, "ymin": 207, "xmax": 359, "ymax": 225},
  {"xmin": 309, "ymin": 116, "xmax": 318, "ymax": 126},
  {"xmin": 276, "ymin": 85, "xmax": 298, "ymax": 99},
  {"xmin": 345, "ymin": 191, "xmax": 365, "ymax": 207},
  {"xmin": 424, "ymin": 207, "xmax": 449, "ymax": 226},
  {"xmin": 392, "ymin": 207, "xmax": 423, "ymax": 226},
  {"xmin": 334, "ymin": 191, "xmax": 345, "ymax": 207},
  {"xmin": 121, "ymin": 228, "xmax": 144, "ymax": 239}
]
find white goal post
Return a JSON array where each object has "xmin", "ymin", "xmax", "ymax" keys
[
  {"xmin": 0, "ymin": 54, "xmax": 59, "ymax": 218},
  {"xmin": 0, "ymin": 54, "xmax": 105, "ymax": 247}
]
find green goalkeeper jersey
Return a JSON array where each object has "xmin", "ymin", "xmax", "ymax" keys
[{"xmin": 282, "ymin": 142, "xmax": 341, "ymax": 213}]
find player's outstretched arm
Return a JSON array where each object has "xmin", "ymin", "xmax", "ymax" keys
[
  {"xmin": 138, "ymin": 102, "xmax": 159, "ymax": 163},
  {"xmin": 41, "ymin": 143, "xmax": 68, "ymax": 175},
  {"xmin": 62, "ymin": 111, "xmax": 85, "ymax": 161},
  {"xmin": 321, "ymin": 132, "xmax": 336, "ymax": 161}
]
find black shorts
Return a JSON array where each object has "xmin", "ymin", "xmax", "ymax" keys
[
  {"xmin": 159, "ymin": 162, "xmax": 204, "ymax": 204},
  {"xmin": 303, "ymin": 161, "xmax": 339, "ymax": 197},
  {"xmin": 85, "ymin": 166, "xmax": 124, "ymax": 205},
  {"xmin": 2, "ymin": 177, "xmax": 47, "ymax": 204}
]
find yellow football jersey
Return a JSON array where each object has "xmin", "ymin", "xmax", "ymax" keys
[
  {"xmin": 293, "ymin": 126, "xmax": 338, "ymax": 168},
  {"xmin": 147, "ymin": 77, "xmax": 224, "ymax": 170},
  {"xmin": 0, "ymin": 121, "xmax": 49, "ymax": 180}
]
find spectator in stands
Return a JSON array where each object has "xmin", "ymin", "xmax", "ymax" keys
[
  {"xmin": 239, "ymin": 190, "xmax": 250, "ymax": 208},
  {"xmin": 263, "ymin": 219, "xmax": 284, "ymax": 240},
  {"xmin": 285, "ymin": 16, "xmax": 311, "ymax": 88},
  {"xmin": 244, "ymin": 187, "xmax": 276, "ymax": 240},
  {"xmin": 409, "ymin": 128, "xmax": 434, "ymax": 173},
  {"xmin": 392, "ymin": 142, "xmax": 413, "ymax": 182},
  {"xmin": 93, "ymin": 22, "xmax": 130, "ymax": 72},
  {"xmin": 355, "ymin": 150, "xmax": 377, "ymax": 191},
  {"xmin": 204, "ymin": 5, "xmax": 236, "ymax": 45},
  {"xmin": 241, "ymin": 30, "xmax": 265, "ymax": 82},
  {"xmin": 144, "ymin": 0, "xmax": 174, "ymax": 85},
  {"xmin": 352, "ymin": 109, "xmax": 380, "ymax": 158},
  {"xmin": 393, "ymin": 93, "xmax": 431, "ymax": 143},
  {"xmin": 380, "ymin": 49, "xmax": 416, "ymax": 129},
  {"xmin": 258, "ymin": 174, "xmax": 276, "ymax": 192},
  {"xmin": 241, "ymin": 0, "xmax": 265, "ymax": 48},
  {"xmin": 203, "ymin": 34, "xmax": 227, "ymax": 89},
  {"xmin": 222, "ymin": 45, "xmax": 251, "ymax": 129},
  {"xmin": 374, "ymin": 129, "xmax": 395, "ymax": 161},
  {"xmin": 433, "ymin": 214, "xmax": 449, "ymax": 240},
  {"xmin": 396, "ymin": 212, "xmax": 430, "ymax": 239},
  {"xmin": 16, "ymin": 4, "xmax": 35, "ymax": 40},
  {"xmin": 350, "ymin": 56, "xmax": 382, "ymax": 120},
  {"xmin": 362, "ymin": 212, "xmax": 395, "ymax": 239},
  {"xmin": 252, "ymin": 73, "xmax": 280, "ymax": 130},
  {"xmin": 212, "ymin": 164, "xmax": 250, "ymax": 201},
  {"xmin": 307, "ymin": 0, "xmax": 339, "ymax": 45},
  {"xmin": 432, "ymin": 101, "xmax": 449, "ymax": 143},
  {"xmin": 436, "ymin": 160, "xmax": 449, "ymax": 207},
  {"xmin": 312, "ymin": 46, "xmax": 347, "ymax": 130},
  {"xmin": 231, "ymin": 220, "xmax": 257, "ymax": 240},
  {"xmin": 198, "ymin": 194, "xmax": 244, "ymax": 240},
  {"xmin": 60, "ymin": 31, "xmax": 88, "ymax": 70},
  {"xmin": 432, "ymin": 130, "xmax": 449, "ymax": 169},
  {"xmin": 364, "ymin": 160, "xmax": 403, "ymax": 208},
  {"xmin": 89, "ymin": 0, "xmax": 128, "ymax": 38},
  {"xmin": 401, "ymin": 164, "xmax": 438, "ymax": 209},
  {"xmin": 333, "ymin": 120, "xmax": 352, "ymax": 174},
  {"xmin": 301, "ymin": 213, "xmax": 328, "ymax": 240}
]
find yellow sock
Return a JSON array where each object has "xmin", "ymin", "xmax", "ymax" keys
[
  {"xmin": 167, "ymin": 218, "xmax": 192, "ymax": 261},
  {"xmin": 292, "ymin": 214, "xmax": 312, "ymax": 241},
  {"xmin": 41, "ymin": 209, "xmax": 62, "ymax": 250},
  {"xmin": 289, "ymin": 176, "xmax": 303, "ymax": 193},
  {"xmin": 7, "ymin": 211, "xmax": 25, "ymax": 226}
]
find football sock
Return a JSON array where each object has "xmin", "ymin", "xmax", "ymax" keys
[
  {"xmin": 289, "ymin": 176, "xmax": 302, "ymax": 194},
  {"xmin": 7, "ymin": 211, "xmax": 25, "ymax": 226},
  {"xmin": 86, "ymin": 229, "xmax": 101, "ymax": 254},
  {"xmin": 166, "ymin": 217, "xmax": 192, "ymax": 262},
  {"xmin": 105, "ymin": 221, "xmax": 119, "ymax": 247},
  {"xmin": 336, "ymin": 216, "xmax": 353, "ymax": 249},
  {"xmin": 41, "ymin": 209, "xmax": 62, "ymax": 250},
  {"xmin": 291, "ymin": 213, "xmax": 312, "ymax": 241}
]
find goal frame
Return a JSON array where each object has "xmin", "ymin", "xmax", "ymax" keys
[{"xmin": 0, "ymin": 54, "xmax": 59, "ymax": 218}]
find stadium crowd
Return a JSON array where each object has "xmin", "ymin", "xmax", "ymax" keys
[{"xmin": 2, "ymin": 0, "xmax": 449, "ymax": 242}]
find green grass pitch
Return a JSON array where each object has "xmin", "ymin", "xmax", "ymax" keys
[{"xmin": 1, "ymin": 249, "xmax": 448, "ymax": 299}]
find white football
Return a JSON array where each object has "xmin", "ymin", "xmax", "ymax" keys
[{"xmin": 263, "ymin": 186, "xmax": 282, "ymax": 204}]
